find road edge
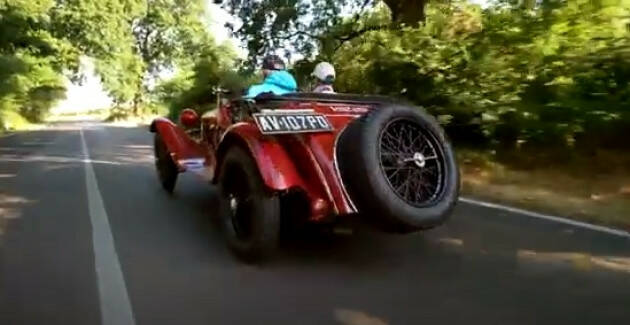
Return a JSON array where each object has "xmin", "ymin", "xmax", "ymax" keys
[{"xmin": 460, "ymin": 197, "xmax": 630, "ymax": 239}]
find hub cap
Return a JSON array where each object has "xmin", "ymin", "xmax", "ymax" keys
[
  {"xmin": 229, "ymin": 196, "xmax": 238, "ymax": 214},
  {"xmin": 224, "ymin": 171, "xmax": 254, "ymax": 241}
]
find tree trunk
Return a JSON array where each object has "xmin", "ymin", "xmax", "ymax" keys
[
  {"xmin": 132, "ymin": 91, "xmax": 142, "ymax": 116},
  {"xmin": 382, "ymin": 0, "xmax": 427, "ymax": 26}
]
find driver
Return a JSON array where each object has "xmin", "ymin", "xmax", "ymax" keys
[{"xmin": 246, "ymin": 55, "xmax": 298, "ymax": 98}]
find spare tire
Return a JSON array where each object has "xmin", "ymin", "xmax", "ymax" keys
[{"xmin": 337, "ymin": 104, "xmax": 459, "ymax": 233}]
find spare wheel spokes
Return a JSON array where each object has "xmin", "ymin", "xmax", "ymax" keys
[{"xmin": 378, "ymin": 118, "xmax": 446, "ymax": 207}]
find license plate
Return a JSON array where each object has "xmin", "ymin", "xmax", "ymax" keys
[{"xmin": 253, "ymin": 113, "xmax": 333, "ymax": 134}]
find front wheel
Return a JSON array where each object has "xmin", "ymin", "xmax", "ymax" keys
[
  {"xmin": 154, "ymin": 133, "xmax": 178, "ymax": 193},
  {"xmin": 218, "ymin": 146, "xmax": 281, "ymax": 262}
]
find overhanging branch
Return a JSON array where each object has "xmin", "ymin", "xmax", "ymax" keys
[
  {"xmin": 336, "ymin": 24, "xmax": 391, "ymax": 42},
  {"xmin": 332, "ymin": 24, "xmax": 392, "ymax": 53}
]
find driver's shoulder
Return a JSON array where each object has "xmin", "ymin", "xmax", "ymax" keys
[
  {"xmin": 246, "ymin": 84, "xmax": 267, "ymax": 97},
  {"xmin": 247, "ymin": 83, "xmax": 289, "ymax": 98}
]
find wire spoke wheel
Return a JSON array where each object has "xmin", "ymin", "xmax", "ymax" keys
[
  {"xmin": 153, "ymin": 134, "xmax": 177, "ymax": 193},
  {"xmin": 218, "ymin": 146, "xmax": 281, "ymax": 261},
  {"xmin": 155, "ymin": 144, "xmax": 170, "ymax": 178},
  {"xmin": 337, "ymin": 105, "xmax": 459, "ymax": 232},
  {"xmin": 378, "ymin": 118, "xmax": 446, "ymax": 207},
  {"xmin": 224, "ymin": 167, "xmax": 255, "ymax": 241}
]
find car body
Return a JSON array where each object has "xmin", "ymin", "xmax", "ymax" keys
[{"xmin": 150, "ymin": 92, "xmax": 459, "ymax": 260}]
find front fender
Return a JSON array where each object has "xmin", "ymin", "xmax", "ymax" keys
[
  {"xmin": 150, "ymin": 117, "xmax": 205, "ymax": 171},
  {"xmin": 216, "ymin": 123, "xmax": 304, "ymax": 191}
]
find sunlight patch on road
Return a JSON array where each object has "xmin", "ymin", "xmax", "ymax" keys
[
  {"xmin": 0, "ymin": 154, "xmax": 121, "ymax": 165},
  {"xmin": 111, "ymin": 145, "xmax": 154, "ymax": 165},
  {"xmin": 105, "ymin": 117, "xmax": 156, "ymax": 128},
  {"xmin": 334, "ymin": 309, "xmax": 389, "ymax": 325},
  {"xmin": 0, "ymin": 147, "xmax": 37, "ymax": 152},
  {"xmin": 436, "ymin": 237, "xmax": 464, "ymax": 246},
  {"xmin": 110, "ymin": 154, "xmax": 154, "ymax": 165},
  {"xmin": 119, "ymin": 145, "xmax": 152, "ymax": 150},
  {"xmin": 0, "ymin": 194, "xmax": 32, "ymax": 205},
  {"xmin": 81, "ymin": 145, "xmax": 154, "ymax": 166},
  {"xmin": 517, "ymin": 250, "xmax": 630, "ymax": 274},
  {"xmin": 0, "ymin": 193, "xmax": 36, "ymax": 236},
  {"xmin": 21, "ymin": 141, "xmax": 55, "ymax": 146},
  {"xmin": 0, "ymin": 207, "xmax": 20, "ymax": 219},
  {"xmin": 590, "ymin": 256, "xmax": 630, "ymax": 274}
]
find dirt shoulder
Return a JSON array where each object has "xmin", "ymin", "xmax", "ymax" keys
[{"xmin": 458, "ymin": 149, "xmax": 630, "ymax": 232}]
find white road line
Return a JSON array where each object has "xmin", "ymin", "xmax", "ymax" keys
[
  {"xmin": 0, "ymin": 132, "xmax": 18, "ymax": 139},
  {"xmin": 80, "ymin": 129, "xmax": 136, "ymax": 325},
  {"xmin": 459, "ymin": 197, "xmax": 630, "ymax": 239}
]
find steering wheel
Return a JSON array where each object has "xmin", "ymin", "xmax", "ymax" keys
[{"xmin": 230, "ymin": 99, "xmax": 259, "ymax": 123}]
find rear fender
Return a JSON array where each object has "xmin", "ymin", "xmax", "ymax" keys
[
  {"xmin": 215, "ymin": 123, "xmax": 304, "ymax": 190},
  {"xmin": 150, "ymin": 117, "xmax": 205, "ymax": 171},
  {"xmin": 216, "ymin": 123, "xmax": 332, "ymax": 219}
]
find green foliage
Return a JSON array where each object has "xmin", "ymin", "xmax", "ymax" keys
[
  {"xmin": 133, "ymin": 0, "xmax": 208, "ymax": 76},
  {"xmin": 154, "ymin": 43, "xmax": 254, "ymax": 118},
  {"xmin": 0, "ymin": 108, "xmax": 31, "ymax": 130},
  {"xmin": 0, "ymin": 0, "xmax": 74, "ymax": 124},
  {"xmin": 0, "ymin": 0, "xmax": 228, "ymax": 125},
  {"xmin": 49, "ymin": 0, "xmax": 147, "ymax": 106},
  {"xmin": 215, "ymin": 0, "xmax": 429, "ymax": 62},
  {"xmin": 314, "ymin": 0, "xmax": 630, "ymax": 152},
  {"xmin": 2, "ymin": 0, "xmax": 628, "ymax": 160},
  {"xmin": 98, "ymin": 0, "xmax": 214, "ymax": 110}
]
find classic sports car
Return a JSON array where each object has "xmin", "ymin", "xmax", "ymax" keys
[{"xmin": 150, "ymin": 93, "xmax": 459, "ymax": 261}]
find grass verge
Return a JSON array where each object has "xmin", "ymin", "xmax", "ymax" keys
[
  {"xmin": 45, "ymin": 108, "xmax": 110, "ymax": 122},
  {"xmin": 46, "ymin": 107, "xmax": 160, "ymax": 126},
  {"xmin": 458, "ymin": 149, "xmax": 630, "ymax": 231},
  {"xmin": 0, "ymin": 110, "xmax": 45, "ymax": 133}
]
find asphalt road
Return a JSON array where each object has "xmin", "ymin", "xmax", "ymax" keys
[{"xmin": 1, "ymin": 122, "xmax": 629, "ymax": 325}]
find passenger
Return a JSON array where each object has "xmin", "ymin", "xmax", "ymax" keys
[
  {"xmin": 246, "ymin": 55, "xmax": 298, "ymax": 98},
  {"xmin": 311, "ymin": 62, "xmax": 336, "ymax": 93}
]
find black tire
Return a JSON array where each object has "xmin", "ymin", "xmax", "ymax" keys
[
  {"xmin": 218, "ymin": 146, "xmax": 281, "ymax": 262},
  {"xmin": 153, "ymin": 133, "xmax": 178, "ymax": 193},
  {"xmin": 337, "ymin": 105, "xmax": 459, "ymax": 233}
]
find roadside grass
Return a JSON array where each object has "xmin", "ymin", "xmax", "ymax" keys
[
  {"xmin": 0, "ymin": 110, "xmax": 45, "ymax": 133},
  {"xmin": 46, "ymin": 106, "xmax": 163, "ymax": 126},
  {"xmin": 104, "ymin": 114, "xmax": 160, "ymax": 127},
  {"xmin": 45, "ymin": 108, "xmax": 110, "ymax": 122},
  {"xmin": 458, "ymin": 149, "xmax": 630, "ymax": 231},
  {"xmin": 103, "ymin": 106, "xmax": 166, "ymax": 127}
]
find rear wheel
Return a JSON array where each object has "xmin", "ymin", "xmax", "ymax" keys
[
  {"xmin": 218, "ymin": 146, "xmax": 281, "ymax": 262},
  {"xmin": 154, "ymin": 133, "xmax": 178, "ymax": 193}
]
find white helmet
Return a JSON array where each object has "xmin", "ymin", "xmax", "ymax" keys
[{"xmin": 311, "ymin": 62, "xmax": 336, "ymax": 84}]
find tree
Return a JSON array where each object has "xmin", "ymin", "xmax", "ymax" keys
[
  {"xmin": 154, "ymin": 43, "xmax": 253, "ymax": 118},
  {"xmin": 0, "ymin": 0, "xmax": 79, "ymax": 124},
  {"xmin": 127, "ymin": 0, "xmax": 212, "ymax": 113},
  {"xmin": 48, "ymin": 0, "xmax": 146, "ymax": 106},
  {"xmin": 214, "ymin": 0, "xmax": 430, "ymax": 62},
  {"xmin": 0, "ymin": 0, "xmax": 223, "ymax": 123},
  {"xmin": 328, "ymin": 0, "xmax": 630, "ymax": 151}
]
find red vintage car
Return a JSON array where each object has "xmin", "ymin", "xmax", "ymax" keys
[{"xmin": 150, "ymin": 93, "xmax": 459, "ymax": 261}]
